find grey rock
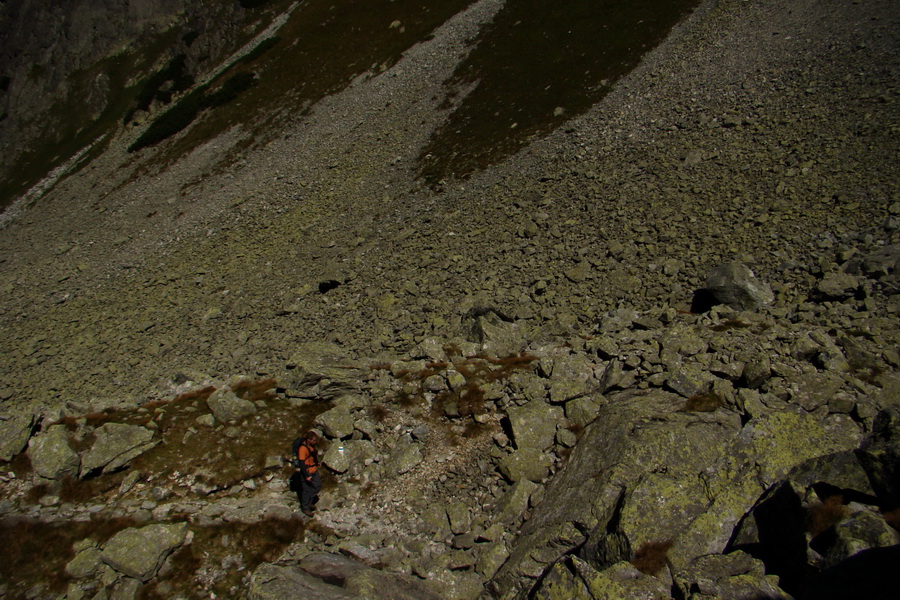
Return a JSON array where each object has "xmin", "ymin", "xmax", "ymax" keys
[
  {"xmin": 815, "ymin": 272, "xmax": 861, "ymax": 300},
  {"xmin": 823, "ymin": 505, "xmax": 900, "ymax": 568},
  {"xmin": 446, "ymin": 501, "xmax": 471, "ymax": 535},
  {"xmin": 315, "ymin": 405, "xmax": 355, "ymax": 440},
  {"xmin": 0, "ymin": 412, "xmax": 39, "ymax": 462},
  {"xmin": 321, "ymin": 440, "xmax": 376, "ymax": 475},
  {"xmin": 856, "ymin": 407, "xmax": 900, "ymax": 511},
  {"xmin": 299, "ymin": 552, "xmax": 442, "ymax": 600},
  {"xmin": 564, "ymin": 395, "xmax": 603, "ymax": 427},
  {"xmin": 206, "ymin": 387, "xmax": 257, "ymax": 423},
  {"xmin": 418, "ymin": 504, "xmax": 451, "ymax": 540},
  {"xmin": 388, "ymin": 440, "xmax": 423, "ymax": 476},
  {"xmin": 845, "ymin": 244, "xmax": 899, "ymax": 278},
  {"xmin": 109, "ymin": 578, "xmax": 142, "ymax": 600},
  {"xmin": 284, "ymin": 342, "xmax": 365, "ymax": 399},
  {"xmin": 507, "ymin": 400, "xmax": 564, "ymax": 451},
  {"xmin": 673, "ymin": 551, "xmax": 791, "ymax": 599},
  {"xmin": 666, "ymin": 362, "xmax": 715, "ymax": 398},
  {"xmin": 490, "ymin": 388, "xmax": 861, "ymax": 597},
  {"xmin": 66, "ymin": 547, "xmax": 103, "ymax": 579},
  {"xmin": 27, "ymin": 425, "xmax": 80, "ymax": 480},
  {"xmin": 706, "ymin": 263, "xmax": 774, "ymax": 311},
  {"xmin": 498, "ymin": 447, "xmax": 552, "ymax": 483},
  {"xmin": 494, "ymin": 479, "xmax": 539, "ymax": 525},
  {"xmin": 80, "ymin": 422, "xmax": 157, "ymax": 477},
  {"xmin": 248, "ymin": 563, "xmax": 354, "ymax": 600},
  {"xmin": 742, "ymin": 356, "xmax": 772, "ymax": 389},
  {"xmin": 101, "ymin": 523, "xmax": 189, "ymax": 582}
]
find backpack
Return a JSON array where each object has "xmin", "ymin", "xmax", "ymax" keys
[{"xmin": 291, "ymin": 437, "xmax": 303, "ymax": 468}]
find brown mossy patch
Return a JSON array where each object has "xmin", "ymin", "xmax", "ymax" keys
[
  {"xmin": 807, "ymin": 494, "xmax": 848, "ymax": 537},
  {"xmin": 137, "ymin": 517, "xmax": 305, "ymax": 600},
  {"xmin": 680, "ymin": 391, "xmax": 723, "ymax": 412},
  {"xmin": 0, "ymin": 516, "xmax": 140, "ymax": 599},
  {"xmin": 630, "ymin": 539, "xmax": 673, "ymax": 575}
]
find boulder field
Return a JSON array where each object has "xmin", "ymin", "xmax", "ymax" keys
[{"xmin": 0, "ymin": 0, "xmax": 898, "ymax": 598}]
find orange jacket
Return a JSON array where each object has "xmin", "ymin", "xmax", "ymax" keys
[{"xmin": 297, "ymin": 442, "xmax": 318, "ymax": 475}]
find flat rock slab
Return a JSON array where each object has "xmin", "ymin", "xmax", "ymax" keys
[
  {"xmin": 102, "ymin": 522, "xmax": 189, "ymax": 582},
  {"xmin": 80, "ymin": 422, "xmax": 157, "ymax": 476},
  {"xmin": 249, "ymin": 563, "xmax": 355, "ymax": 600}
]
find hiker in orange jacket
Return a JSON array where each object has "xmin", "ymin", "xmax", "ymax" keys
[{"xmin": 293, "ymin": 431, "xmax": 321, "ymax": 516}]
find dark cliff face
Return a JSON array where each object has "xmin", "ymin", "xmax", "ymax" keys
[{"xmin": 0, "ymin": 0, "xmax": 264, "ymax": 209}]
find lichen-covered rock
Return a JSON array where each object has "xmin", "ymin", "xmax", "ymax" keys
[
  {"xmin": 0, "ymin": 412, "xmax": 38, "ymax": 462},
  {"xmin": 665, "ymin": 361, "xmax": 715, "ymax": 398},
  {"xmin": 547, "ymin": 353, "xmax": 597, "ymax": 404},
  {"xmin": 321, "ymin": 439, "xmax": 376, "ymax": 475},
  {"xmin": 297, "ymin": 552, "xmax": 443, "ymax": 600},
  {"xmin": 388, "ymin": 439, "xmax": 423, "ymax": 476},
  {"xmin": 284, "ymin": 342, "xmax": 365, "ymax": 399},
  {"xmin": 490, "ymin": 386, "xmax": 863, "ymax": 598},
  {"xmin": 65, "ymin": 547, "xmax": 103, "ymax": 579},
  {"xmin": 822, "ymin": 504, "xmax": 900, "ymax": 568},
  {"xmin": 26, "ymin": 425, "xmax": 80, "ymax": 480},
  {"xmin": 206, "ymin": 387, "xmax": 257, "ymax": 423},
  {"xmin": 101, "ymin": 523, "xmax": 189, "ymax": 582},
  {"xmin": 467, "ymin": 310, "xmax": 528, "ymax": 356},
  {"xmin": 476, "ymin": 540, "xmax": 511, "ymax": 579},
  {"xmin": 492, "ymin": 481, "xmax": 537, "ymax": 530},
  {"xmin": 576, "ymin": 559, "xmax": 670, "ymax": 600},
  {"xmin": 815, "ymin": 272, "xmax": 861, "ymax": 300},
  {"xmin": 530, "ymin": 559, "xmax": 593, "ymax": 600},
  {"xmin": 248, "ymin": 563, "xmax": 354, "ymax": 600},
  {"xmin": 498, "ymin": 447, "xmax": 552, "ymax": 483},
  {"xmin": 315, "ymin": 405, "xmax": 355, "ymax": 440},
  {"xmin": 856, "ymin": 407, "xmax": 900, "ymax": 509},
  {"xmin": 507, "ymin": 400, "xmax": 564, "ymax": 451},
  {"xmin": 79, "ymin": 422, "xmax": 157, "ymax": 476},
  {"xmin": 673, "ymin": 551, "xmax": 791, "ymax": 599},
  {"xmin": 706, "ymin": 262, "xmax": 774, "ymax": 311},
  {"xmin": 564, "ymin": 395, "xmax": 603, "ymax": 427},
  {"xmin": 446, "ymin": 501, "xmax": 471, "ymax": 535}
]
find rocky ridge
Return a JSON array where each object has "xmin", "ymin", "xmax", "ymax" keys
[{"xmin": 0, "ymin": 0, "xmax": 899, "ymax": 598}]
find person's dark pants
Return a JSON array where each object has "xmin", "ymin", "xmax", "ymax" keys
[{"xmin": 292, "ymin": 471, "xmax": 320, "ymax": 512}]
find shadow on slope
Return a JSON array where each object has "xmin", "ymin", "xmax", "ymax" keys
[{"xmin": 417, "ymin": 0, "xmax": 700, "ymax": 186}]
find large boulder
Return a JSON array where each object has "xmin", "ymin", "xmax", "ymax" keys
[
  {"xmin": 315, "ymin": 405, "xmax": 355, "ymax": 440},
  {"xmin": 321, "ymin": 439, "xmax": 377, "ymax": 476},
  {"xmin": 248, "ymin": 553, "xmax": 442, "ymax": 600},
  {"xmin": 506, "ymin": 400, "xmax": 564, "ymax": 451},
  {"xmin": 206, "ymin": 387, "xmax": 257, "ymax": 423},
  {"xmin": 26, "ymin": 425, "xmax": 80, "ymax": 480},
  {"xmin": 0, "ymin": 412, "xmax": 39, "ymax": 462},
  {"xmin": 705, "ymin": 262, "xmax": 774, "ymax": 311},
  {"xmin": 498, "ymin": 447, "xmax": 553, "ymax": 483},
  {"xmin": 284, "ymin": 342, "xmax": 365, "ymax": 399},
  {"xmin": 465, "ymin": 310, "xmax": 528, "ymax": 356},
  {"xmin": 101, "ymin": 523, "xmax": 189, "ymax": 582},
  {"xmin": 488, "ymin": 388, "xmax": 862, "ymax": 599},
  {"xmin": 248, "ymin": 563, "xmax": 354, "ymax": 600},
  {"xmin": 856, "ymin": 407, "xmax": 900, "ymax": 509},
  {"xmin": 80, "ymin": 422, "xmax": 157, "ymax": 477},
  {"xmin": 532, "ymin": 558, "xmax": 670, "ymax": 600},
  {"xmin": 673, "ymin": 551, "xmax": 791, "ymax": 599}
]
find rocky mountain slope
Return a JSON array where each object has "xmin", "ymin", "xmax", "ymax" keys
[{"xmin": 0, "ymin": 0, "xmax": 898, "ymax": 598}]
